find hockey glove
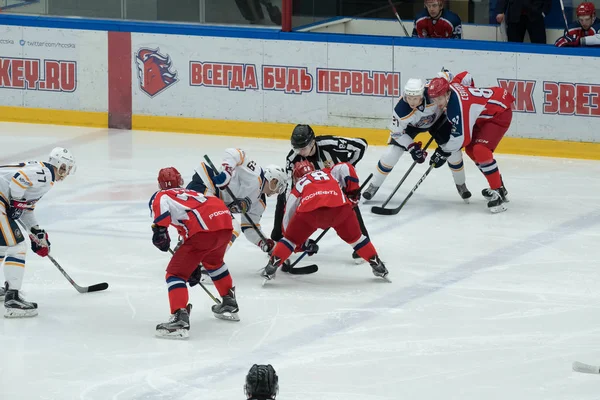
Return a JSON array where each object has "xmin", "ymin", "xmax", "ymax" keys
[
  {"xmin": 301, "ymin": 239, "xmax": 319, "ymax": 256},
  {"xmin": 29, "ymin": 226, "xmax": 50, "ymax": 257},
  {"xmin": 407, "ymin": 141, "xmax": 428, "ymax": 164},
  {"xmin": 188, "ymin": 265, "xmax": 206, "ymax": 287},
  {"xmin": 564, "ymin": 34, "xmax": 580, "ymax": 47},
  {"xmin": 346, "ymin": 189, "xmax": 361, "ymax": 206},
  {"xmin": 212, "ymin": 164, "xmax": 233, "ymax": 189},
  {"xmin": 8, "ymin": 199, "xmax": 29, "ymax": 220},
  {"xmin": 429, "ymin": 147, "xmax": 451, "ymax": 168},
  {"xmin": 152, "ymin": 224, "xmax": 170, "ymax": 252},
  {"xmin": 258, "ymin": 238, "xmax": 275, "ymax": 254}
]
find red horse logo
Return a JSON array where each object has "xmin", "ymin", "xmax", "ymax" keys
[{"xmin": 135, "ymin": 48, "xmax": 178, "ymax": 97}]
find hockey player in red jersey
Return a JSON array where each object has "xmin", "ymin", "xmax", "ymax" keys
[
  {"xmin": 261, "ymin": 161, "xmax": 389, "ymax": 282},
  {"xmin": 150, "ymin": 167, "xmax": 239, "ymax": 339},
  {"xmin": 555, "ymin": 2, "xmax": 600, "ymax": 47},
  {"xmin": 412, "ymin": 0, "xmax": 462, "ymax": 38},
  {"xmin": 426, "ymin": 78, "xmax": 515, "ymax": 213}
]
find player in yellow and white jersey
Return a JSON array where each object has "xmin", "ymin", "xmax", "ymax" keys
[{"xmin": 0, "ymin": 147, "xmax": 76, "ymax": 318}]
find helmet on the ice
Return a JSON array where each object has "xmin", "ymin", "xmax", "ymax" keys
[
  {"xmin": 290, "ymin": 124, "xmax": 315, "ymax": 149},
  {"xmin": 244, "ymin": 364, "xmax": 279, "ymax": 400},
  {"xmin": 157, "ymin": 167, "xmax": 183, "ymax": 190}
]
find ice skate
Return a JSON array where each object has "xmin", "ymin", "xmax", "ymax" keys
[
  {"xmin": 481, "ymin": 184, "xmax": 509, "ymax": 203},
  {"xmin": 362, "ymin": 183, "xmax": 379, "ymax": 200},
  {"xmin": 212, "ymin": 287, "xmax": 240, "ymax": 321},
  {"xmin": 261, "ymin": 258, "xmax": 280, "ymax": 285},
  {"xmin": 4, "ymin": 284, "xmax": 38, "ymax": 318},
  {"xmin": 456, "ymin": 183, "xmax": 472, "ymax": 203},
  {"xmin": 481, "ymin": 189, "xmax": 507, "ymax": 213},
  {"xmin": 155, "ymin": 304, "xmax": 191, "ymax": 339},
  {"xmin": 0, "ymin": 283, "xmax": 5, "ymax": 302},
  {"xmin": 352, "ymin": 251, "xmax": 365, "ymax": 265},
  {"xmin": 369, "ymin": 255, "xmax": 391, "ymax": 282}
]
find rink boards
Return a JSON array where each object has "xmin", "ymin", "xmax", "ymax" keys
[{"xmin": 0, "ymin": 14, "xmax": 599, "ymax": 159}]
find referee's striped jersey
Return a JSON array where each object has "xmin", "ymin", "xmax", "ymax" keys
[{"xmin": 284, "ymin": 135, "xmax": 368, "ymax": 176}]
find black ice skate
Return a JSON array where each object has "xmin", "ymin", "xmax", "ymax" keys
[
  {"xmin": 352, "ymin": 251, "xmax": 365, "ymax": 265},
  {"xmin": 261, "ymin": 257, "xmax": 280, "ymax": 285},
  {"xmin": 456, "ymin": 183, "xmax": 472, "ymax": 203},
  {"xmin": 481, "ymin": 189, "xmax": 507, "ymax": 213},
  {"xmin": 0, "ymin": 283, "xmax": 5, "ymax": 302},
  {"xmin": 362, "ymin": 183, "xmax": 379, "ymax": 200},
  {"xmin": 212, "ymin": 287, "xmax": 240, "ymax": 322},
  {"xmin": 4, "ymin": 284, "xmax": 38, "ymax": 318},
  {"xmin": 155, "ymin": 304, "xmax": 192, "ymax": 339},
  {"xmin": 481, "ymin": 181, "xmax": 509, "ymax": 203},
  {"xmin": 369, "ymin": 255, "xmax": 391, "ymax": 282}
]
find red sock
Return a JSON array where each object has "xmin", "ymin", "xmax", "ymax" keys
[
  {"xmin": 471, "ymin": 144, "xmax": 502, "ymax": 189},
  {"xmin": 204, "ymin": 263, "xmax": 233, "ymax": 297},
  {"xmin": 166, "ymin": 275, "xmax": 189, "ymax": 314},
  {"xmin": 271, "ymin": 241, "xmax": 293, "ymax": 266},
  {"xmin": 356, "ymin": 242, "xmax": 377, "ymax": 262}
]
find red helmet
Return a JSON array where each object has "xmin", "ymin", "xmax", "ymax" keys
[
  {"xmin": 577, "ymin": 2, "xmax": 595, "ymax": 16},
  {"xmin": 158, "ymin": 167, "xmax": 183, "ymax": 190},
  {"xmin": 293, "ymin": 160, "xmax": 315, "ymax": 181},
  {"xmin": 427, "ymin": 77, "xmax": 450, "ymax": 98}
]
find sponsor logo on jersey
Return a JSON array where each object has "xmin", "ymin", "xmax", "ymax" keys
[
  {"xmin": 135, "ymin": 48, "xmax": 178, "ymax": 97},
  {"xmin": 208, "ymin": 210, "xmax": 231, "ymax": 220}
]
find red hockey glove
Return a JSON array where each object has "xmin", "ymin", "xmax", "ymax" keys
[
  {"xmin": 29, "ymin": 226, "xmax": 50, "ymax": 257},
  {"xmin": 346, "ymin": 189, "xmax": 361, "ymax": 206},
  {"xmin": 259, "ymin": 238, "xmax": 275, "ymax": 254},
  {"xmin": 407, "ymin": 141, "xmax": 428, "ymax": 164},
  {"xmin": 8, "ymin": 199, "xmax": 29, "ymax": 220},
  {"xmin": 564, "ymin": 34, "xmax": 580, "ymax": 47}
]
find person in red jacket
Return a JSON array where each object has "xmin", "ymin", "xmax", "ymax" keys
[
  {"xmin": 149, "ymin": 167, "xmax": 239, "ymax": 339},
  {"xmin": 261, "ymin": 161, "xmax": 389, "ymax": 282}
]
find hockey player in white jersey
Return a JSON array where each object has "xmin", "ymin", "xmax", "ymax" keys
[
  {"xmin": 0, "ymin": 147, "xmax": 76, "ymax": 317},
  {"xmin": 187, "ymin": 148, "xmax": 287, "ymax": 255},
  {"xmin": 363, "ymin": 71, "xmax": 474, "ymax": 203}
]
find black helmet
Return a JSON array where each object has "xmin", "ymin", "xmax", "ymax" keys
[
  {"xmin": 290, "ymin": 124, "xmax": 315, "ymax": 149},
  {"xmin": 244, "ymin": 364, "xmax": 279, "ymax": 399}
]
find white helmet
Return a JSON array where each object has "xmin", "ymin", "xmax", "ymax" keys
[
  {"xmin": 437, "ymin": 67, "xmax": 453, "ymax": 82},
  {"xmin": 404, "ymin": 78, "xmax": 425, "ymax": 97},
  {"xmin": 263, "ymin": 165, "xmax": 288, "ymax": 195},
  {"xmin": 48, "ymin": 147, "xmax": 76, "ymax": 180}
]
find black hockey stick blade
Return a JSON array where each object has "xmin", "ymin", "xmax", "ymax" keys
[
  {"xmin": 371, "ymin": 204, "xmax": 402, "ymax": 215},
  {"xmin": 85, "ymin": 282, "xmax": 109, "ymax": 293},
  {"xmin": 285, "ymin": 264, "xmax": 318, "ymax": 275}
]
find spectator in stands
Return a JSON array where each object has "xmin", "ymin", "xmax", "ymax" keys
[
  {"xmin": 245, "ymin": 364, "xmax": 279, "ymax": 400},
  {"xmin": 496, "ymin": 0, "xmax": 551, "ymax": 43},
  {"xmin": 235, "ymin": 0, "xmax": 281, "ymax": 25},
  {"xmin": 412, "ymin": 0, "xmax": 462, "ymax": 39},
  {"xmin": 555, "ymin": 2, "xmax": 600, "ymax": 46}
]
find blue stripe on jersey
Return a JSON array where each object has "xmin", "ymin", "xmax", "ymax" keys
[
  {"xmin": 154, "ymin": 211, "xmax": 171, "ymax": 224},
  {"xmin": 353, "ymin": 237, "xmax": 370, "ymax": 252},
  {"xmin": 148, "ymin": 191, "xmax": 159, "ymax": 213},
  {"xmin": 5, "ymin": 256, "xmax": 25, "ymax": 264},
  {"xmin": 43, "ymin": 162, "xmax": 56, "ymax": 182}
]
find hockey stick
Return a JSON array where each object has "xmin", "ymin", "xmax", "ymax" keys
[
  {"xmin": 48, "ymin": 255, "xmax": 109, "ymax": 293},
  {"xmin": 387, "ymin": 0, "xmax": 411, "ymax": 36},
  {"xmin": 372, "ymin": 164, "xmax": 434, "ymax": 216},
  {"xmin": 285, "ymin": 173, "xmax": 373, "ymax": 271},
  {"xmin": 203, "ymin": 154, "xmax": 318, "ymax": 275},
  {"xmin": 168, "ymin": 248, "xmax": 221, "ymax": 304},
  {"xmin": 573, "ymin": 361, "xmax": 600, "ymax": 374},
  {"xmin": 372, "ymin": 136, "xmax": 434, "ymax": 212},
  {"xmin": 558, "ymin": 0, "xmax": 570, "ymax": 31}
]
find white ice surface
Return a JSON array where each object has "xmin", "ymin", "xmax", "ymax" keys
[{"xmin": 1, "ymin": 123, "xmax": 600, "ymax": 400}]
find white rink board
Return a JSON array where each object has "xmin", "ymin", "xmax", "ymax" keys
[{"xmin": 0, "ymin": 25, "xmax": 107, "ymax": 111}]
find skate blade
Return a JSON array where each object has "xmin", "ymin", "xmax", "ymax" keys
[
  {"xmin": 155, "ymin": 328, "xmax": 189, "ymax": 339},
  {"xmin": 4, "ymin": 308, "xmax": 38, "ymax": 318},
  {"xmin": 353, "ymin": 257, "xmax": 365, "ymax": 265},
  {"xmin": 462, "ymin": 198, "xmax": 470, "ymax": 204},
  {"xmin": 381, "ymin": 275, "xmax": 392, "ymax": 283},
  {"xmin": 489, "ymin": 204, "xmax": 508, "ymax": 214},
  {"xmin": 213, "ymin": 311, "xmax": 240, "ymax": 322}
]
